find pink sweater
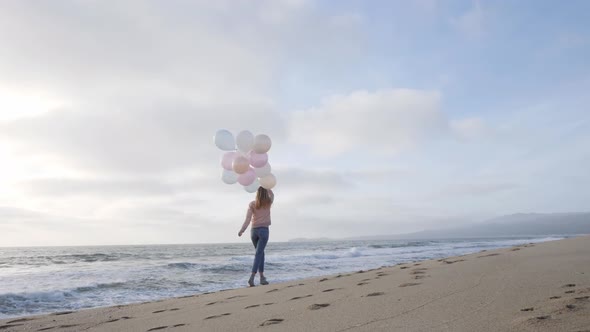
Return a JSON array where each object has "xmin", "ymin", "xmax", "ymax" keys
[{"xmin": 240, "ymin": 191, "xmax": 274, "ymax": 233}]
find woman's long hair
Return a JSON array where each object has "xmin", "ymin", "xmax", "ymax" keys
[{"xmin": 255, "ymin": 187, "xmax": 273, "ymax": 209}]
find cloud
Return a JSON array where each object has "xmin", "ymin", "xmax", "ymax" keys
[
  {"xmin": 0, "ymin": 1, "xmax": 363, "ymax": 105},
  {"xmin": 0, "ymin": 0, "xmax": 364, "ymax": 176},
  {"xmin": 0, "ymin": 206, "xmax": 95, "ymax": 232},
  {"xmin": 18, "ymin": 176, "xmax": 202, "ymax": 198},
  {"xmin": 275, "ymin": 167, "xmax": 353, "ymax": 190},
  {"xmin": 1, "ymin": 1, "xmax": 588, "ymax": 246},
  {"xmin": 438, "ymin": 182, "xmax": 519, "ymax": 197},
  {"xmin": 451, "ymin": 0, "xmax": 485, "ymax": 38},
  {"xmin": 0, "ymin": 206, "xmax": 44, "ymax": 223},
  {"xmin": 450, "ymin": 117, "xmax": 490, "ymax": 140},
  {"xmin": 289, "ymin": 89, "xmax": 449, "ymax": 155},
  {"xmin": 0, "ymin": 102, "xmax": 286, "ymax": 173}
]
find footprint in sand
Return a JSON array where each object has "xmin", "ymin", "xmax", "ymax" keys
[
  {"xmin": 7, "ymin": 318, "xmax": 34, "ymax": 324},
  {"xmin": 245, "ymin": 304, "xmax": 261, "ymax": 309},
  {"xmin": 366, "ymin": 292, "xmax": 385, "ymax": 297},
  {"xmin": 565, "ymin": 290, "xmax": 576, "ymax": 294},
  {"xmin": 520, "ymin": 307, "xmax": 534, "ymax": 312},
  {"xmin": 226, "ymin": 295, "xmax": 246, "ymax": 299},
  {"xmin": 206, "ymin": 301, "xmax": 219, "ymax": 306},
  {"xmin": 147, "ymin": 326, "xmax": 168, "ymax": 331},
  {"xmin": 152, "ymin": 310, "xmax": 166, "ymax": 313},
  {"xmin": 442, "ymin": 259, "xmax": 465, "ymax": 264},
  {"xmin": 399, "ymin": 283, "xmax": 421, "ymax": 287},
  {"xmin": 356, "ymin": 270, "xmax": 366, "ymax": 274},
  {"xmin": 285, "ymin": 284, "xmax": 305, "ymax": 288},
  {"xmin": 170, "ymin": 308, "xmax": 180, "ymax": 311},
  {"xmin": 562, "ymin": 284, "xmax": 576, "ymax": 288},
  {"xmin": 536, "ymin": 315, "xmax": 550, "ymax": 320},
  {"xmin": 260, "ymin": 318, "xmax": 284, "ymax": 326},
  {"xmin": 357, "ymin": 282, "xmax": 369, "ymax": 286},
  {"xmin": 322, "ymin": 288, "xmax": 339, "ymax": 292},
  {"xmin": 308, "ymin": 303, "xmax": 330, "ymax": 310},
  {"xmin": 566, "ymin": 304, "xmax": 577, "ymax": 310},
  {"xmin": 413, "ymin": 275, "xmax": 427, "ymax": 280},
  {"xmin": 106, "ymin": 317, "xmax": 132, "ymax": 323},
  {"xmin": 319, "ymin": 278, "xmax": 328, "ymax": 282},
  {"xmin": 204, "ymin": 313, "xmax": 231, "ymax": 320},
  {"xmin": 550, "ymin": 296, "xmax": 561, "ymax": 299},
  {"xmin": 478, "ymin": 253, "xmax": 500, "ymax": 258},
  {"xmin": 290, "ymin": 295, "xmax": 312, "ymax": 300},
  {"xmin": 400, "ymin": 266, "xmax": 409, "ymax": 270},
  {"xmin": 410, "ymin": 271, "xmax": 426, "ymax": 275},
  {"xmin": 173, "ymin": 324, "xmax": 186, "ymax": 327},
  {"xmin": 266, "ymin": 289, "xmax": 279, "ymax": 293},
  {"xmin": 575, "ymin": 296, "xmax": 589, "ymax": 301},
  {"xmin": 511, "ymin": 248, "xmax": 521, "ymax": 251},
  {"xmin": 37, "ymin": 325, "xmax": 77, "ymax": 331}
]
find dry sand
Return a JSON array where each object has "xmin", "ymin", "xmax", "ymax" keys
[{"xmin": 1, "ymin": 236, "xmax": 589, "ymax": 332}]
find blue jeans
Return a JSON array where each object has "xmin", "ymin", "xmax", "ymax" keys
[{"xmin": 251, "ymin": 227, "xmax": 269, "ymax": 273}]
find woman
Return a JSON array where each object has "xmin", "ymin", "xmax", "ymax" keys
[{"xmin": 238, "ymin": 187, "xmax": 274, "ymax": 287}]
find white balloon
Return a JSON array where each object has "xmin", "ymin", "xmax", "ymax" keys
[
  {"xmin": 259, "ymin": 173, "xmax": 276, "ymax": 190},
  {"xmin": 236, "ymin": 130, "xmax": 254, "ymax": 153},
  {"xmin": 221, "ymin": 169, "xmax": 238, "ymax": 184},
  {"xmin": 253, "ymin": 134, "xmax": 272, "ymax": 153},
  {"xmin": 214, "ymin": 129, "xmax": 235, "ymax": 151},
  {"xmin": 254, "ymin": 162, "xmax": 271, "ymax": 178},
  {"xmin": 232, "ymin": 155, "xmax": 250, "ymax": 174},
  {"xmin": 244, "ymin": 179, "xmax": 260, "ymax": 193}
]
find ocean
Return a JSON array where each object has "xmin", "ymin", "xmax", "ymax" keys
[{"xmin": 0, "ymin": 236, "xmax": 565, "ymax": 319}]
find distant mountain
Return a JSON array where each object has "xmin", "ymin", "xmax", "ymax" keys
[{"xmin": 288, "ymin": 212, "xmax": 590, "ymax": 242}]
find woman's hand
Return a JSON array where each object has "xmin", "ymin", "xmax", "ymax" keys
[{"xmin": 238, "ymin": 230, "xmax": 243, "ymax": 237}]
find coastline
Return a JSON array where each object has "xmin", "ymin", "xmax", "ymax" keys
[{"xmin": 1, "ymin": 236, "xmax": 589, "ymax": 331}]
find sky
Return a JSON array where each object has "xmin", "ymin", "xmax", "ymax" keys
[{"xmin": 0, "ymin": 0, "xmax": 589, "ymax": 246}]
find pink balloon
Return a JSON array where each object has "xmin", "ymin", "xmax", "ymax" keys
[
  {"xmin": 249, "ymin": 152, "xmax": 268, "ymax": 168},
  {"xmin": 221, "ymin": 152, "xmax": 236, "ymax": 171},
  {"xmin": 238, "ymin": 168, "xmax": 256, "ymax": 186},
  {"xmin": 233, "ymin": 156, "xmax": 250, "ymax": 174}
]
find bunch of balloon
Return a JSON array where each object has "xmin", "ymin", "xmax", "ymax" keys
[{"xmin": 214, "ymin": 129, "xmax": 277, "ymax": 193}]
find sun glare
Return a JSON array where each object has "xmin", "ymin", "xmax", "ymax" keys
[{"xmin": 0, "ymin": 89, "xmax": 63, "ymax": 122}]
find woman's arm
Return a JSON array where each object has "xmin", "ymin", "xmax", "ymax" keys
[{"xmin": 238, "ymin": 204, "xmax": 253, "ymax": 236}]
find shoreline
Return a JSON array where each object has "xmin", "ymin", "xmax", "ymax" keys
[{"xmin": 1, "ymin": 236, "xmax": 589, "ymax": 331}]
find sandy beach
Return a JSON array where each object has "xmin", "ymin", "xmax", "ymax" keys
[{"xmin": 1, "ymin": 236, "xmax": 589, "ymax": 332}]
